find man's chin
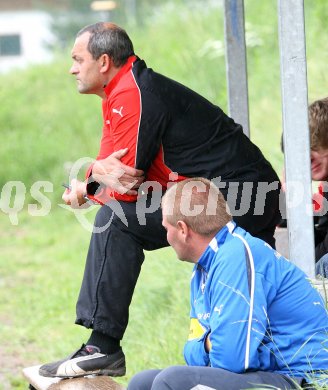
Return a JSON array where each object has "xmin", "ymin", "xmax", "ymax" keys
[
  {"xmin": 179, "ymin": 257, "xmax": 194, "ymax": 264},
  {"xmin": 312, "ymin": 171, "xmax": 326, "ymax": 181}
]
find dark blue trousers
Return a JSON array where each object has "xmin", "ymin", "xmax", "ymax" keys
[{"xmin": 127, "ymin": 366, "xmax": 305, "ymax": 390}]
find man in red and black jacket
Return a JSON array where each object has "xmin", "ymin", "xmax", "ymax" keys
[{"xmin": 39, "ymin": 22, "xmax": 281, "ymax": 379}]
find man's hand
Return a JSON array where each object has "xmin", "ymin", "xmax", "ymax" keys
[
  {"xmin": 92, "ymin": 148, "xmax": 145, "ymax": 196},
  {"xmin": 62, "ymin": 179, "xmax": 88, "ymax": 209}
]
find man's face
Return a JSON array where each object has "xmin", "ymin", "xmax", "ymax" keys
[
  {"xmin": 69, "ymin": 32, "xmax": 104, "ymax": 95},
  {"xmin": 311, "ymin": 149, "xmax": 328, "ymax": 181},
  {"xmin": 162, "ymin": 214, "xmax": 191, "ymax": 262}
]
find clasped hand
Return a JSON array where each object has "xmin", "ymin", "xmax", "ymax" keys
[
  {"xmin": 92, "ymin": 148, "xmax": 144, "ymax": 196},
  {"xmin": 62, "ymin": 148, "xmax": 144, "ymax": 209}
]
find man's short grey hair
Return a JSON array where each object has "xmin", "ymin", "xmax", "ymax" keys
[{"xmin": 77, "ymin": 22, "xmax": 134, "ymax": 67}]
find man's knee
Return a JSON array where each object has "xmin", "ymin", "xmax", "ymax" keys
[
  {"xmin": 152, "ymin": 366, "xmax": 189, "ymax": 390},
  {"xmin": 127, "ymin": 369, "xmax": 161, "ymax": 390},
  {"xmin": 316, "ymin": 253, "xmax": 328, "ymax": 277},
  {"xmin": 94, "ymin": 202, "xmax": 130, "ymax": 231},
  {"xmin": 94, "ymin": 204, "xmax": 114, "ymax": 227}
]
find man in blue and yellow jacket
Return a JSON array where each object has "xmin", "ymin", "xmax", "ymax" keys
[{"xmin": 128, "ymin": 177, "xmax": 328, "ymax": 390}]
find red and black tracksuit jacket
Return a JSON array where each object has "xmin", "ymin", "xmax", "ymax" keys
[{"xmin": 86, "ymin": 55, "xmax": 280, "ymax": 213}]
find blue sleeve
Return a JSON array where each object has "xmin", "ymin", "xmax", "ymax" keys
[
  {"xmin": 207, "ymin": 245, "xmax": 271, "ymax": 372},
  {"xmin": 183, "ymin": 268, "xmax": 210, "ymax": 366},
  {"xmin": 184, "ymin": 330, "xmax": 210, "ymax": 366}
]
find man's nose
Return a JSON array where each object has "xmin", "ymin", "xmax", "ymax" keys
[{"xmin": 69, "ymin": 65, "xmax": 77, "ymax": 74}]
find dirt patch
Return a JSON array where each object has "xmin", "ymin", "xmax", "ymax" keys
[
  {"xmin": 0, "ymin": 344, "xmax": 25, "ymax": 389},
  {"xmin": 0, "ymin": 339, "xmax": 40, "ymax": 389}
]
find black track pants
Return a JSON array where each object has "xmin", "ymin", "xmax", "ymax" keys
[{"xmin": 75, "ymin": 195, "xmax": 168, "ymax": 339}]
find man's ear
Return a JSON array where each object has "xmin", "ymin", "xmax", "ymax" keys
[
  {"xmin": 99, "ymin": 54, "xmax": 111, "ymax": 73},
  {"xmin": 176, "ymin": 220, "xmax": 189, "ymax": 240}
]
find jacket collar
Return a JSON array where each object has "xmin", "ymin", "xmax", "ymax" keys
[
  {"xmin": 104, "ymin": 55, "xmax": 137, "ymax": 96},
  {"xmin": 197, "ymin": 221, "xmax": 236, "ymax": 271}
]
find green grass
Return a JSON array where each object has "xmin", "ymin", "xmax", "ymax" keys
[{"xmin": 1, "ymin": 0, "xmax": 328, "ymax": 388}]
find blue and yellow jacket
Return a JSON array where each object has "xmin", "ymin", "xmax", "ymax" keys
[{"xmin": 184, "ymin": 221, "xmax": 328, "ymax": 381}]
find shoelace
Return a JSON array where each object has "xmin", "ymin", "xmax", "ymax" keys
[{"xmin": 74, "ymin": 344, "xmax": 100, "ymax": 358}]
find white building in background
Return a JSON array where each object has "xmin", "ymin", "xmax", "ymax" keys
[
  {"xmin": 0, "ymin": 10, "xmax": 54, "ymax": 73},
  {"xmin": 0, "ymin": 0, "xmax": 69, "ymax": 74},
  {"xmin": 0, "ymin": 0, "xmax": 118, "ymax": 74}
]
